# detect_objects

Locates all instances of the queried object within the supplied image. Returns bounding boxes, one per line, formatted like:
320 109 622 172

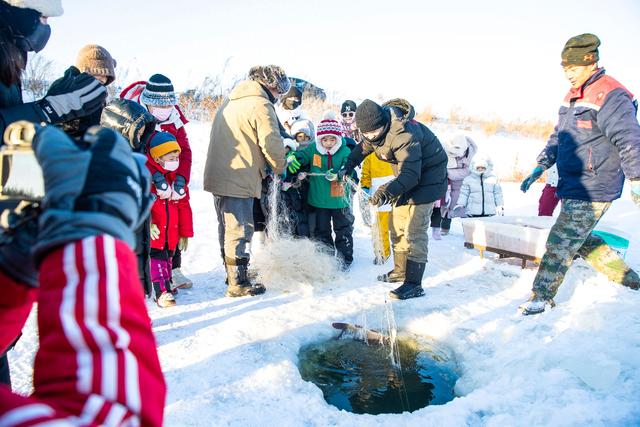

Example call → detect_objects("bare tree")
22 54 55 100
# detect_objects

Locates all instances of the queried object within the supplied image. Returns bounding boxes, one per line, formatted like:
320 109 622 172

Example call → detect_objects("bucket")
592 226 630 259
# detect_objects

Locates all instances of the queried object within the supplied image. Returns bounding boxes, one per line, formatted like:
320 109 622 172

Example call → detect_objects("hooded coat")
203 80 286 199
343 99 448 206
458 157 504 216
443 134 478 212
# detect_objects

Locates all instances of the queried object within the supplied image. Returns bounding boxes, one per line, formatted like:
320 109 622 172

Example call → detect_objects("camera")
0 121 45 202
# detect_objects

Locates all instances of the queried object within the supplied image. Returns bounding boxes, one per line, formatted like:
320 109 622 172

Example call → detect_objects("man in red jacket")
520 34 640 315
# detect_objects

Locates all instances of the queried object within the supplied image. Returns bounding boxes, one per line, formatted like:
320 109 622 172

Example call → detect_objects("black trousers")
315 207 354 264
135 219 152 297
0 353 10 388
430 206 442 228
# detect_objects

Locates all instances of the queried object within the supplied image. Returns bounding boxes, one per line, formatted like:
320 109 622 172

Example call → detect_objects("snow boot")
172 268 193 289
432 228 442 240
440 228 450 236
156 291 176 308
389 259 426 300
519 293 556 315
377 251 407 283
225 257 266 297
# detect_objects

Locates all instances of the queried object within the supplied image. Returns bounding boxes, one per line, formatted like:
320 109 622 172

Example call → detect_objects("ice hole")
297 331 459 414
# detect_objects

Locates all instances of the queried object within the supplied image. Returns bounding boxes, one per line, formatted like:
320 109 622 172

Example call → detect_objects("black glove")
370 186 393 207
0 203 40 287
336 166 349 182
32 124 152 263
37 66 107 124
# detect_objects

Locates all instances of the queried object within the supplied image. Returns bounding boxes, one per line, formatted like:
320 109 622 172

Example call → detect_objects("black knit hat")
341 100 357 114
141 73 177 106
355 99 389 133
561 33 600 66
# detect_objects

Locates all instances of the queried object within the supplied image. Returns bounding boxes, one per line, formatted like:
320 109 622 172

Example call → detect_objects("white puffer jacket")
458 156 504 216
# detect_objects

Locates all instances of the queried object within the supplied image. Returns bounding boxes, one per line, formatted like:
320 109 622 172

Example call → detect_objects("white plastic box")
461 216 630 267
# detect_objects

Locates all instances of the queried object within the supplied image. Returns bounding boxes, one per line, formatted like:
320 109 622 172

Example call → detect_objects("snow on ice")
9 121 640 426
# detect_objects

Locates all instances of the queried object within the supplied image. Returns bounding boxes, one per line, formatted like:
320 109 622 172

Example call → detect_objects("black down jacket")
344 98 448 206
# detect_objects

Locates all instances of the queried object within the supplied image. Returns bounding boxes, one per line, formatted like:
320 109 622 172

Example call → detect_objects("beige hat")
76 44 117 85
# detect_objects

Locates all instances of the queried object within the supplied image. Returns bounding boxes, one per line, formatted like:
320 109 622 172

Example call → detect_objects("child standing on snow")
454 156 504 217
441 134 478 233
121 74 195 289
146 132 194 308
538 164 560 216
287 111 355 269
360 152 394 264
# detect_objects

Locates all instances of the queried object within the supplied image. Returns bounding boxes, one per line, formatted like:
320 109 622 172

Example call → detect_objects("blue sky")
42 0 640 121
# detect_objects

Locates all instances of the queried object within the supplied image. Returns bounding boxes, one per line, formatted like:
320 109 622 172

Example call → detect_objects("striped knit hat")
316 110 343 141
149 131 181 159
140 74 177 106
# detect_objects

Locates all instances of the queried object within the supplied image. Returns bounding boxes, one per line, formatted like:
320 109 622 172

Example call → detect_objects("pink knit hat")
316 110 342 141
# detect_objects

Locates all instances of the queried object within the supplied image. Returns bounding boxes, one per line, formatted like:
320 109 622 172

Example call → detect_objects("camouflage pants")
533 199 640 300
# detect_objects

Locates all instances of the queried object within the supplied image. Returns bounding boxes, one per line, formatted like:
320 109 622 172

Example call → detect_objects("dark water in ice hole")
298 335 458 415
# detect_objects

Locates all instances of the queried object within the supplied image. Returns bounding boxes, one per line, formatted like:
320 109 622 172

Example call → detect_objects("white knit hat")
6 0 63 17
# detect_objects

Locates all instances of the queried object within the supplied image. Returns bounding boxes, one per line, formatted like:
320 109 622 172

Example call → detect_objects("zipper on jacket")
164 197 170 249
587 147 593 171
480 174 485 216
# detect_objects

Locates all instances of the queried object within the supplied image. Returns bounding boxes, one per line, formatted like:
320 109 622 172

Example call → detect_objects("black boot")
225 257 266 297
389 259 426 300
377 251 407 283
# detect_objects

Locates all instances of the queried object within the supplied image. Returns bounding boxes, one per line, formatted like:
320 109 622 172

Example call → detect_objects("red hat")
316 110 342 141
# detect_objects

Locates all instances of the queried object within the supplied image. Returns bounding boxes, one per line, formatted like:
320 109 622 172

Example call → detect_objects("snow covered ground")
9 121 640 427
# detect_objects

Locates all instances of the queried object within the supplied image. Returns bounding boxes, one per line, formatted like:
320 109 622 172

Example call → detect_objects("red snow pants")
0 235 166 426
538 184 560 216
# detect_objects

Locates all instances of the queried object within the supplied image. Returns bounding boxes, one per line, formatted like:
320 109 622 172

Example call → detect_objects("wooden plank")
464 241 541 268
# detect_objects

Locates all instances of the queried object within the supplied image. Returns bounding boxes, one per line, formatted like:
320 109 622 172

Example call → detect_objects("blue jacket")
536 69 640 202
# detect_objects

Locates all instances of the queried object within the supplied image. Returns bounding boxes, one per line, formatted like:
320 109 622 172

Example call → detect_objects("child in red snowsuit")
146 132 194 307
121 74 194 288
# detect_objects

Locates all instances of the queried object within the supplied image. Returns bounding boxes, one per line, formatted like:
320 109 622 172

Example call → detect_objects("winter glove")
336 166 349 182
150 223 160 240
32 123 152 263
38 66 107 124
0 202 40 287
178 236 189 252
287 153 301 173
520 166 544 193
631 180 640 207
496 205 505 216
152 172 172 199
370 186 393 207
171 175 187 201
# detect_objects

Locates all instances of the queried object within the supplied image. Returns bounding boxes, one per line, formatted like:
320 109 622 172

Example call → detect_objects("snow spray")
384 299 410 411
251 175 340 293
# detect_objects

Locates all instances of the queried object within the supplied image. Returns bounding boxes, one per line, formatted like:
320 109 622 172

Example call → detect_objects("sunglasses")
341 112 354 118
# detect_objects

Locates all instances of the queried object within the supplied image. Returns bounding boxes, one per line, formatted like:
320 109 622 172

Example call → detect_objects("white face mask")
151 107 173 122
163 160 179 171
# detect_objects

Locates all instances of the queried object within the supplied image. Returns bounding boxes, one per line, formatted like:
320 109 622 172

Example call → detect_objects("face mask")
151 108 172 122
163 160 179 171
15 22 51 53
